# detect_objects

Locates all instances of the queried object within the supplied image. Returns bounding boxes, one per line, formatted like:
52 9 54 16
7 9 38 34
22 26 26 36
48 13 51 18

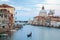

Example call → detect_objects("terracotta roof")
34 16 60 22
48 16 60 19
0 4 14 8
34 16 44 18
34 16 46 20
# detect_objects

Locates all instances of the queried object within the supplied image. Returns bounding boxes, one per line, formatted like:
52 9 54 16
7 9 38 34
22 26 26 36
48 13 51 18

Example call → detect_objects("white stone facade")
39 6 47 17
51 21 60 27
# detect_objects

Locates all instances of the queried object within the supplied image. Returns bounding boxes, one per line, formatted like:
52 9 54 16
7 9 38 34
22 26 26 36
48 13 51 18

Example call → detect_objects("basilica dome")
39 6 47 17
40 10 47 13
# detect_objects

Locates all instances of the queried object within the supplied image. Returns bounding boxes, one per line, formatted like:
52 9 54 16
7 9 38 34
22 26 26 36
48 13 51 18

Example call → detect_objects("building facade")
39 6 47 17
32 6 60 27
32 6 47 26
0 4 15 29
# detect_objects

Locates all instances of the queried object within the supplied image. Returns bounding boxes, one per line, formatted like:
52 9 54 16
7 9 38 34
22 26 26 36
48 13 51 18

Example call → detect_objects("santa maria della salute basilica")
39 6 55 17
39 6 47 17
29 6 60 27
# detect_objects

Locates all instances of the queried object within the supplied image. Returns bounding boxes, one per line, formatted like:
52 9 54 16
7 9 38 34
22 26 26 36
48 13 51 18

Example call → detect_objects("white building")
51 21 60 27
48 10 55 16
39 6 47 17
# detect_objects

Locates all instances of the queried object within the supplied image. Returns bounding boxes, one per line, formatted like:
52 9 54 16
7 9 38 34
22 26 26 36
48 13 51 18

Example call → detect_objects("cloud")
45 0 57 4
15 7 22 10
21 7 31 11
0 0 10 2
35 0 60 10
15 6 32 11
45 0 60 4
35 4 60 10
8 4 32 11
35 3 60 16
15 11 38 21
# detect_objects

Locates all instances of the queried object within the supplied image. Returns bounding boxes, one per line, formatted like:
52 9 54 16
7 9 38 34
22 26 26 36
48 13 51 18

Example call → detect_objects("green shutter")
0 10 2 14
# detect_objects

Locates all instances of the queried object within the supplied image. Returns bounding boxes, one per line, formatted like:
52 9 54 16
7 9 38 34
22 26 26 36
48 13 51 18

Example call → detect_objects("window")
0 14 3 18
4 14 7 18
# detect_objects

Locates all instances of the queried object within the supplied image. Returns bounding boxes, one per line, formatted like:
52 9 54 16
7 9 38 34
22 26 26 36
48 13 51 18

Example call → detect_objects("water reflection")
0 34 10 40
13 25 60 40
12 25 60 40
0 30 15 40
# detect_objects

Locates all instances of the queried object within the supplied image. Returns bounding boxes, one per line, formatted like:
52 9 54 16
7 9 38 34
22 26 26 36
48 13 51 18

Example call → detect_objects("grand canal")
1 25 60 40
12 25 60 40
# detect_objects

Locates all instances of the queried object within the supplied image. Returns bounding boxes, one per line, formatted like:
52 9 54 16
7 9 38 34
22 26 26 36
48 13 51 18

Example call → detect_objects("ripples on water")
12 25 60 40
0 35 10 40
1 25 60 40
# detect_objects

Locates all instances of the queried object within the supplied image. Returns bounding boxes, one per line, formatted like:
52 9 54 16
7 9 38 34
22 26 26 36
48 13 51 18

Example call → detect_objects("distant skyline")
0 0 60 21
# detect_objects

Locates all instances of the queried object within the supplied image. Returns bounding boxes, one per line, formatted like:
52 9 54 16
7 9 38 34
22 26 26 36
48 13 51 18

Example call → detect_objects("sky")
0 0 60 21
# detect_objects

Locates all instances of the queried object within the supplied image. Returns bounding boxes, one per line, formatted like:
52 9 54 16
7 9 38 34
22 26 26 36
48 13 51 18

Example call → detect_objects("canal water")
12 25 60 40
